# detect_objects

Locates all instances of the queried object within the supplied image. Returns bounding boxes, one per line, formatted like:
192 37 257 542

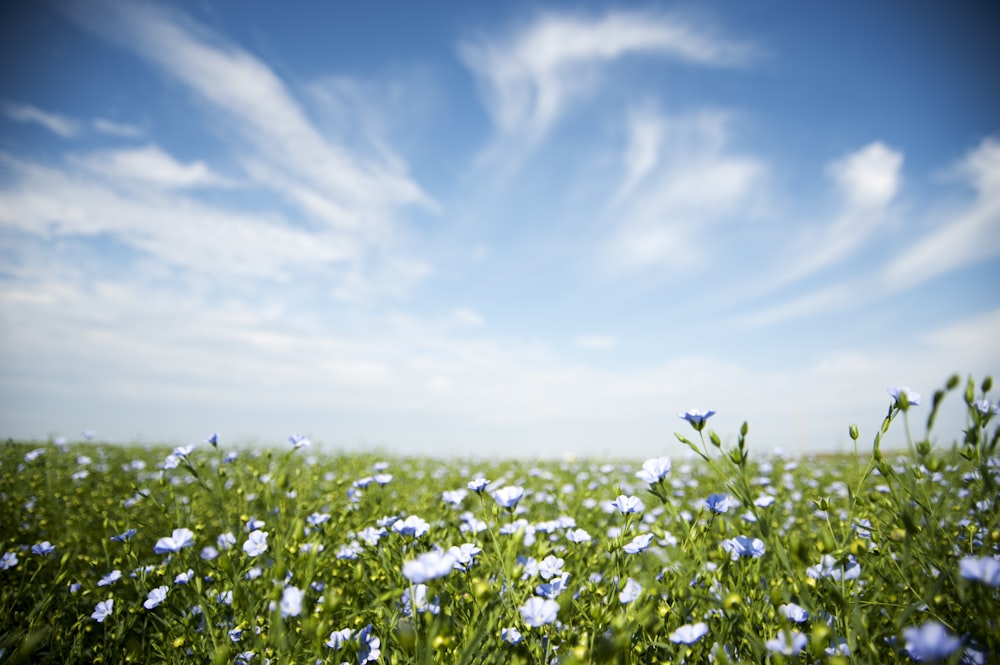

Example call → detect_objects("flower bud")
849 424 859 441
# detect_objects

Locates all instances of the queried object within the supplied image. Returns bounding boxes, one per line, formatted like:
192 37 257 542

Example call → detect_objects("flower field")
2 376 998 664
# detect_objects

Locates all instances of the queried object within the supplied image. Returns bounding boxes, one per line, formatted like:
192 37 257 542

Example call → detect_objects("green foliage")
1 375 998 664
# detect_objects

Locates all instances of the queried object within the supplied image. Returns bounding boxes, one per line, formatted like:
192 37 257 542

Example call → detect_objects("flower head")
31 541 55 556
611 494 643 514
243 530 268 557
91 598 114 622
1 551 18 570
960 556 1000 587
636 456 672 484
501 627 523 645
680 409 715 430
448 543 482 572
903 621 961 662
766 630 808 656
467 477 490 493
143 585 168 610
722 535 766 560
623 533 655 554
618 577 642 604
280 586 303 618
519 596 560 627
325 627 354 650
358 624 380 664
402 550 458 584
670 622 709 645
704 493 738 514
154 528 195 555
392 514 430 538
491 486 525 509
98 570 122 587
288 433 311 449
779 602 809 623
888 386 921 410
111 528 136 542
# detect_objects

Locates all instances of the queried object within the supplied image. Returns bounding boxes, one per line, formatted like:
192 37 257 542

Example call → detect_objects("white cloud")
451 308 485 327
605 110 766 270
616 104 663 200
1 101 79 138
885 136 1000 290
460 9 755 146
574 335 618 350
77 144 234 189
827 141 903 209
92 117 145 138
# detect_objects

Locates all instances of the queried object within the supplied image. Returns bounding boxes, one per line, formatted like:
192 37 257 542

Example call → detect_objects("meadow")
1 376 998 664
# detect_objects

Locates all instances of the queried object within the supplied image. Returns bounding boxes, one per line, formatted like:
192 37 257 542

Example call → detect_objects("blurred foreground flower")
960 556 1000 587
902 621 961 662
670 622 708 645
520 596 559 627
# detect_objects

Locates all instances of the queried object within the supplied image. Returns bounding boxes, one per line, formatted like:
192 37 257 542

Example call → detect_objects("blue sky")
1 0 998 457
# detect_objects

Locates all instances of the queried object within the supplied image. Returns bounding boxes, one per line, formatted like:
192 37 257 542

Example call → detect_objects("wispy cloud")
92 117 144 138
574 335 618 350
885 136 1000 290
460 9 756 159
76 144 235 189
1 101 79 138
604 110 766 271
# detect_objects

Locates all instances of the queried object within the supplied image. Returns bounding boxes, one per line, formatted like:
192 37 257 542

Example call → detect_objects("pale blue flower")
229 627 243 643
402 584 440 615
807 554 860 580
243 530 268 557
974 399 1000 416
765 629 808 656
154 527 195 554
288 433 311 449
619 577 642 603
98 570 122 587
959 556 1000 587
722 535 765 560
31 541 55 556
612 495 643 514
779 602 809 623
536 572 570 599
903 621 961 662
91 598 113 622
520 596 560 627
235 650 256 664
442 489 468 506
680 409 716 429
280 586 303 617
670 622 709 644
306 512 331 527
492 486 525 509
537 555 565 580
501 627 523 645
567 528 592 543
0 551 17 570
205 432 219 446
704 493 738 514
393 515 430 538
467 477 490 493
373 473 393 485
754 495 776 508
624 533 654 554
636 457 672 484
174 569 195 585
143 585 168 610
402 550 457 583
201 545 219 560
172 444 195 458
448 543 482 572
110 529 136 542
325 627 354 649
217 531 237 550
358 624 380 664
888 386 921 409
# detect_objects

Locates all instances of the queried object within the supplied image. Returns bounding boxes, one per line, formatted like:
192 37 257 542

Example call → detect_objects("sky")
1 0 998 458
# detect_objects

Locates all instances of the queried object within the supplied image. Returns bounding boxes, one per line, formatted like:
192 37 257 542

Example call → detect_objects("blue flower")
492 486 525 509
143 585 168 610
722 535 765 560
536 572 570 599
358 624 380 664
31 541 55 556
392 515 430 538
611 495 643 514
448 543 482 572
636 457 672 484
680 409 715 430
670 622 708 645
280 586 303 618
903 621 961 662
288 433 311 449
618 578 642 604
704 493 738 514
537 555 565 580
325 627 354 649
243 530 268 557
154 528 195 555
402 584 441 615
110 528 136 542
467 477 490 493
519 597 559 627
766 630 807 656
402 550 457 584
623 533 654 554
205 432 219 447
0 552 17 570
501 627 523 645
888 386 921 409
98 570 122 587
91 598 113 623
567 528 592 543
959 556 1000 587
779 602 809 623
